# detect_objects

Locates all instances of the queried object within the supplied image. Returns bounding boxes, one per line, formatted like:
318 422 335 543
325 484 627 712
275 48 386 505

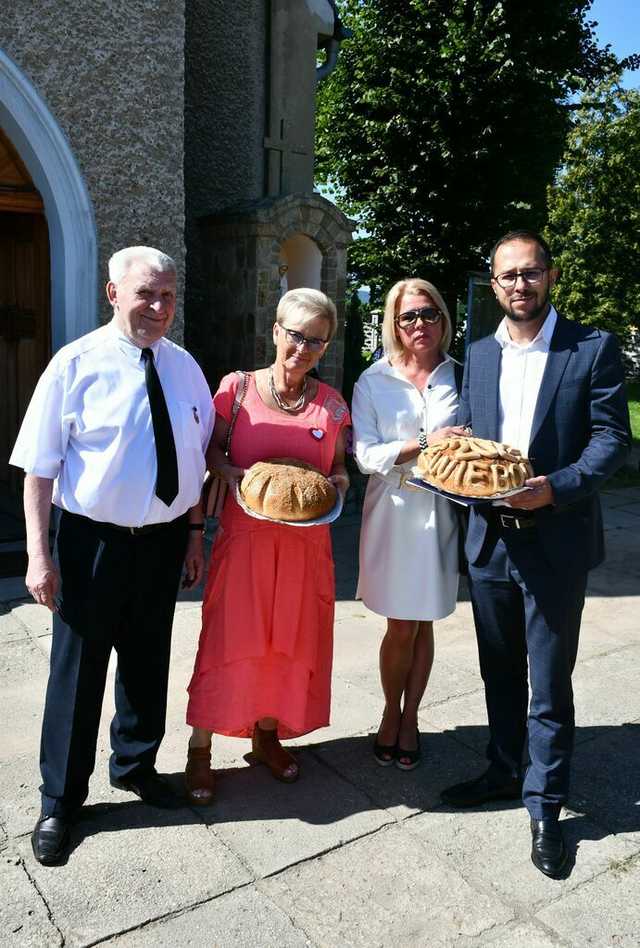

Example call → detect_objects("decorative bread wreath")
416 437 533 498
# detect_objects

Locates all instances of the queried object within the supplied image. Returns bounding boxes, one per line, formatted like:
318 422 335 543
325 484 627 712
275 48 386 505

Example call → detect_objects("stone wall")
184 0 266 368
200 193 352 390
0 1 186 337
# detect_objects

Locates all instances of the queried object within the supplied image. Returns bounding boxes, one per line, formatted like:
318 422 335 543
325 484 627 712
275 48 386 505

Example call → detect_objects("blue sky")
589 0 640 87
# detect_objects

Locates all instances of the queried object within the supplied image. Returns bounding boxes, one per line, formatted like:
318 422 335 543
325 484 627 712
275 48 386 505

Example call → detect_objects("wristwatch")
418 428 429 452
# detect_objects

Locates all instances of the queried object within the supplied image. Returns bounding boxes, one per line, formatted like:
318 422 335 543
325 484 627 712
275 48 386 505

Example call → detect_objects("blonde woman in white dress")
352 278 466 770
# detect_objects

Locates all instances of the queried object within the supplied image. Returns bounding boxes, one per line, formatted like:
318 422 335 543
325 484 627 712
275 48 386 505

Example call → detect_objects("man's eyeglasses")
395 306 442 330
282 326 329 352
493 268 547 290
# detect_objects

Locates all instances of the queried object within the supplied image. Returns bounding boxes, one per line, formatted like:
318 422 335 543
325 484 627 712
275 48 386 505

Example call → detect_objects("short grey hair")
276 288 338 340
382 278 453 359
108 246 177 284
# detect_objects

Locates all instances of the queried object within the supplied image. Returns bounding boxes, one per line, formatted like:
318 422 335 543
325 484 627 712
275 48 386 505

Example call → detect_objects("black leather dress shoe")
110 772 181 809
440 770 522 807
31 815 71 866
530 817 568 878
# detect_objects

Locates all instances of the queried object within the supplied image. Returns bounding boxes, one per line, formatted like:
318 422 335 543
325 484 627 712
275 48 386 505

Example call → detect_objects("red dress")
187 373 350 739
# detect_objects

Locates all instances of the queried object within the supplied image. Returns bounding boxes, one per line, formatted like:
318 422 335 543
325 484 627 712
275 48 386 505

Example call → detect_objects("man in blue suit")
441 230 631 878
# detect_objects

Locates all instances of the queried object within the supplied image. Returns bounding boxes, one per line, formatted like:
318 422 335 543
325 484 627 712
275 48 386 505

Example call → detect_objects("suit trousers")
40 510 188 818
468 527 587 820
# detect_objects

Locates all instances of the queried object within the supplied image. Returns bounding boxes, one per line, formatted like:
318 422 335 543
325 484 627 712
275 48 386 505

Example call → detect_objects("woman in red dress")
185 289 350 803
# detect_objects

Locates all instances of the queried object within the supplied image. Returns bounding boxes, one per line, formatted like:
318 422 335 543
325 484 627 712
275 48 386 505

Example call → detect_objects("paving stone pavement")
1 487 639 947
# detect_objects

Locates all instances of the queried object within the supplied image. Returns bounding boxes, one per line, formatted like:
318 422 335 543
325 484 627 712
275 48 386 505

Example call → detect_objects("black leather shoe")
530 817 568 879
31 815 71 866
441 769 522 807
110 772 182 809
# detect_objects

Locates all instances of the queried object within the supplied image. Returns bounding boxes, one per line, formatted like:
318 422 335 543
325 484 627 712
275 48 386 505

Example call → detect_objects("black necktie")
142 348 179 506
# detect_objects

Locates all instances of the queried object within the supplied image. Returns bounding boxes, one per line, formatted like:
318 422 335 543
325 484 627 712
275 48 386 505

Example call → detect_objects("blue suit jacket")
458 315 631 572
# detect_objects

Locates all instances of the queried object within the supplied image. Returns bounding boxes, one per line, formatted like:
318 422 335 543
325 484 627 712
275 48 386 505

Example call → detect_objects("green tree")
546 82 640 345
317 0 633 313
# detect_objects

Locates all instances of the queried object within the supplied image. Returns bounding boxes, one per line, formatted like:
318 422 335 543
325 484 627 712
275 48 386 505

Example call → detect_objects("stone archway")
279 234 323 293
0 49 97 352
200 192 353 387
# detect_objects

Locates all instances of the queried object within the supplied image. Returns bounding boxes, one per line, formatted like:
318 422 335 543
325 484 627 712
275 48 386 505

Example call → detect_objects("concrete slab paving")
452 920 566 947
261 823 514 947
535 853 640 947
200 752 394 878
1 850 63 947
311 728 483 822
14 806 252 947
0 754 42 840
0 639 49 759
8 603 53 639
572 645 640 730
1 488 639 946
99 885 311 947
570 722 640 843
406 805 639 914
0 607 33 644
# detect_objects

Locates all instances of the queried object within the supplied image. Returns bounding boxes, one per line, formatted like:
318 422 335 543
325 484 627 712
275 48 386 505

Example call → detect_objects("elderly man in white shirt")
10 246 214 866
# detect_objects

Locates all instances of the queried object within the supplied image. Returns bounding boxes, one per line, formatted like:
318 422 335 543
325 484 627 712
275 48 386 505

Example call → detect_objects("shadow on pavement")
63 725 640 862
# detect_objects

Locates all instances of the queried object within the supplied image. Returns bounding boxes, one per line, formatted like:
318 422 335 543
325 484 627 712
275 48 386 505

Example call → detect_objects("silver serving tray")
233 482 344 526
406 476 530 507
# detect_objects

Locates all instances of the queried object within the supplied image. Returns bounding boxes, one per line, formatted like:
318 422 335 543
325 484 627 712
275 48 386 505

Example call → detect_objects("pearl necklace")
268 365 307 413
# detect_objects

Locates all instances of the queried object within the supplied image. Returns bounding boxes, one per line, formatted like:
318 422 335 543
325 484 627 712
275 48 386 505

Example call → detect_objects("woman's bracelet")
418 428 429 452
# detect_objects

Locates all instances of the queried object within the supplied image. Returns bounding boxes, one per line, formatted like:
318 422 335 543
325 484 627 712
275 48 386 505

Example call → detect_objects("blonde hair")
276 288 338 340
381 278 453 359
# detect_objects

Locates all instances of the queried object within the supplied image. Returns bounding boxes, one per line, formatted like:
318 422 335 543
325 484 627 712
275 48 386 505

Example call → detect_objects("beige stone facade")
0 0 352 447
0 1 186 331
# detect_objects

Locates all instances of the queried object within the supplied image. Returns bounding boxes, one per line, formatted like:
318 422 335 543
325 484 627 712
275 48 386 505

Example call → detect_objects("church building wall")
184 0 267 368
0 1 186 336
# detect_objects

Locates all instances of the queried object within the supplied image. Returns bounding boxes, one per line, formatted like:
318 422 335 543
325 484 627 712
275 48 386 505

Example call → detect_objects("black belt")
67 512 180 535
101 521 175 535
493 510 537 530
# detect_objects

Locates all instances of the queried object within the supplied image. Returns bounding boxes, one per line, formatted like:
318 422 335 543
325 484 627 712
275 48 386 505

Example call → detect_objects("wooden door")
0 213 51 491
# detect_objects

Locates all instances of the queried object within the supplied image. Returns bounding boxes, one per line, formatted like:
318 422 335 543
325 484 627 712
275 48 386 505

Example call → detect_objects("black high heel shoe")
373 734 397 767
395 729 421 771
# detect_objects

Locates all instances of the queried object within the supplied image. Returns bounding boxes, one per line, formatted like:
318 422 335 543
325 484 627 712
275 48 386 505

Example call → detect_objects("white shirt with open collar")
496 305 557 455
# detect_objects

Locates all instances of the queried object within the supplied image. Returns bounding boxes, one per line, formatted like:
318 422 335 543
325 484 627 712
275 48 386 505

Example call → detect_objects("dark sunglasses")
395 306 443 329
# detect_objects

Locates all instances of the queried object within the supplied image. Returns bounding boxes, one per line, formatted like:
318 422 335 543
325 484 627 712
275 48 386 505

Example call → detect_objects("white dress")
352 355 460 620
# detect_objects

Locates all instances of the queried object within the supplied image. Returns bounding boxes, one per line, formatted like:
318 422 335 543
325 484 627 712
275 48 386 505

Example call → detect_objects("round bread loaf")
416 436 533 498
240 458 337 522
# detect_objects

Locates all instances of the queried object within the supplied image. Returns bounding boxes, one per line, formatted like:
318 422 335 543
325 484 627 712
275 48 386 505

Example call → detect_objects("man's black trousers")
40 511 188 818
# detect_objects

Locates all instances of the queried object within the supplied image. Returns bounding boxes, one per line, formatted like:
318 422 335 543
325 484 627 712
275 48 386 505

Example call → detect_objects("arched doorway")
279 233 322 293
0 128 51 498
0 50 97 563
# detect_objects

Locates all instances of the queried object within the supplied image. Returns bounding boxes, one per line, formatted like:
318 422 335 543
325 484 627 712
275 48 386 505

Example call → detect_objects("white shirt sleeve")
352 377 405 476
9 360 69 478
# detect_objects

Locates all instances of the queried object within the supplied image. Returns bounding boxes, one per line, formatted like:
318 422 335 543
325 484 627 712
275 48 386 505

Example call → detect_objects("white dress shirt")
10 322 214 526
496 306 557 454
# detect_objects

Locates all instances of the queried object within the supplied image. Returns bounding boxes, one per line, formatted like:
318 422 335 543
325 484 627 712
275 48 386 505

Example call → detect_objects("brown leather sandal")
251 724 299 783
185 745 215 805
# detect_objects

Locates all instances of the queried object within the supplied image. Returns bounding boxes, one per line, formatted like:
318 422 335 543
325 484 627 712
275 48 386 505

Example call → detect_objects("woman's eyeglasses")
282 326 329 352
395 306 442 330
